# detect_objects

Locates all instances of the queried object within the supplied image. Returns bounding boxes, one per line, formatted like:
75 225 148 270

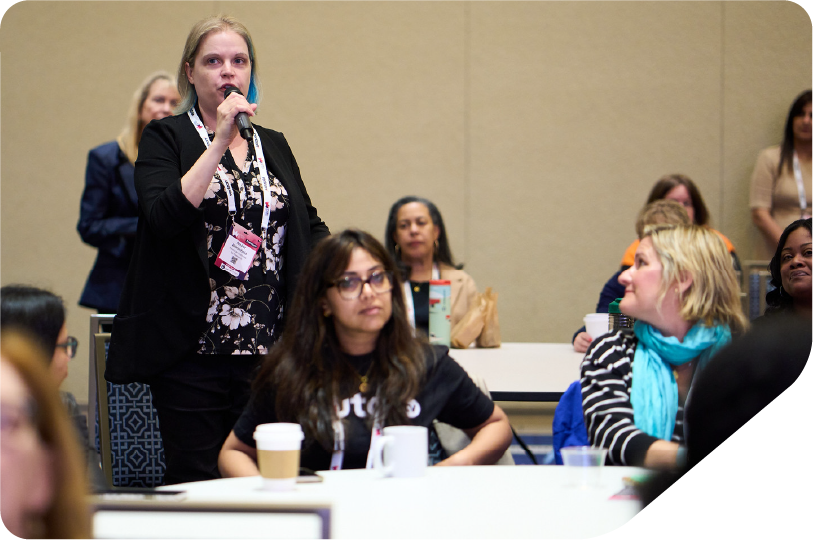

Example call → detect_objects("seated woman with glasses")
0 285 105 489
218 229 512 474
0 286 78 388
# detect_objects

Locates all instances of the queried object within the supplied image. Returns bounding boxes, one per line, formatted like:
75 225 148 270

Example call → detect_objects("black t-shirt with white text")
233 344 494 470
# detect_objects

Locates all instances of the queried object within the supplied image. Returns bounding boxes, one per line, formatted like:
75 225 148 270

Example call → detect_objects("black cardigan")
106 113 329 384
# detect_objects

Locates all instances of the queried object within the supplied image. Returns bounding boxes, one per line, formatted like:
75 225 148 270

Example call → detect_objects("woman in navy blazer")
77 72 180 313
106 16 329 485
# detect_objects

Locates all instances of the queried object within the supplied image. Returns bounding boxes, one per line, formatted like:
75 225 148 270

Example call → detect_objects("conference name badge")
214 223 262 280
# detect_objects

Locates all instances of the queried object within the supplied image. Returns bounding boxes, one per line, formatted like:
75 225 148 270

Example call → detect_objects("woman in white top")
750 90 812 260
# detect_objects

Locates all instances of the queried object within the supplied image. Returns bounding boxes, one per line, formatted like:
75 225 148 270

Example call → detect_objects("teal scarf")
631 321 731 441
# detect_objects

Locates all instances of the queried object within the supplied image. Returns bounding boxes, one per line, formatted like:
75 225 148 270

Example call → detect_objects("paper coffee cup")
254 423 304 491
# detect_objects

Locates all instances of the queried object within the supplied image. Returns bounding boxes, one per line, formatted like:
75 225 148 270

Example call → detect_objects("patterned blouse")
198 135 289 355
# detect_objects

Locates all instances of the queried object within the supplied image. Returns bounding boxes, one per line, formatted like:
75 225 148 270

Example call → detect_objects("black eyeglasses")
332 271 393 300
56 336 79 359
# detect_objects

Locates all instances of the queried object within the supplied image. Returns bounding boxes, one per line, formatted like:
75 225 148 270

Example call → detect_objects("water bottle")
428 280 452 347
608 298 634 332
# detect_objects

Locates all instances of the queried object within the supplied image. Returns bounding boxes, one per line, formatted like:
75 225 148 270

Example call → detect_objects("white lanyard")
187 109 275 237
793 152 810 217
403 263 440 329
329 399 383 471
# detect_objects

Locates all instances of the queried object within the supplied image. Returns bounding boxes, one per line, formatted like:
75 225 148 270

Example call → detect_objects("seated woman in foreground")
580 225 747 469
218 229 512 475
1 331 91 538
759 218 811 321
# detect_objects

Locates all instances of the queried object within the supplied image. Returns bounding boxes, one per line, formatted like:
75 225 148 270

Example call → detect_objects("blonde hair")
116 71 175 164
1 331 91 538
645 225 748 334
635 199 691 238
176 15 261 114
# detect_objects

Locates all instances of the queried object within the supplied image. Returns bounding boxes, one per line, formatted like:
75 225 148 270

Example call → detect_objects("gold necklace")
346 361 374 393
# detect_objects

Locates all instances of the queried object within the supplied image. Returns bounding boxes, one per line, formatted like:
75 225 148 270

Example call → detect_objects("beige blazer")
439 264 479 329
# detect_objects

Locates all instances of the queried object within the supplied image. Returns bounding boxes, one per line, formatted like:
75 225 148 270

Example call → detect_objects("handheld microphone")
223 86 253 140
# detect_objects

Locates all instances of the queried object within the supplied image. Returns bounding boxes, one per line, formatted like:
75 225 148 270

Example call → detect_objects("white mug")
372 425 428 478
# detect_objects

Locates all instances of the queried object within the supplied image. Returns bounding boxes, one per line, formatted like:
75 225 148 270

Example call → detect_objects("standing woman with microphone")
106 15 329 484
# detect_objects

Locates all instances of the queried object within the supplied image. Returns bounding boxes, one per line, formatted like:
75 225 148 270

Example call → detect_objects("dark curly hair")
765 218 812 316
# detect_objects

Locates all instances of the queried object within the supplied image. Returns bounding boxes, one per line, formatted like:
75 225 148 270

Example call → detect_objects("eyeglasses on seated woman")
580 224 748 470
218 229 512 475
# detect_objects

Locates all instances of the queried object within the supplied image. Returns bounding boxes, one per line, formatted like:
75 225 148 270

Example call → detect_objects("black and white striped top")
580 330 684 466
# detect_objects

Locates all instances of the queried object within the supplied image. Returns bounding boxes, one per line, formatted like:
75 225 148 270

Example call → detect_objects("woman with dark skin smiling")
761 218 811 319
106 15 328 484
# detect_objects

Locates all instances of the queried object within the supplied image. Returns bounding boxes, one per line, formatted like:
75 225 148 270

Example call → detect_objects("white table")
449 342 583 401
161 466 644 539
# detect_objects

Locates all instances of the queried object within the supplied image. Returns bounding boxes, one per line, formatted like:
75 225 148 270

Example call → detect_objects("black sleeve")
232 390 279 448
284 136 329 246
265 130 329 246
134 120 203 237
431 346 495 430
580 331 659 466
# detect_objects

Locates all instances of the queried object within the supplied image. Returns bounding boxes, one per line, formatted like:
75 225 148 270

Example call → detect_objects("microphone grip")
235 112 252 140
224 85 253 140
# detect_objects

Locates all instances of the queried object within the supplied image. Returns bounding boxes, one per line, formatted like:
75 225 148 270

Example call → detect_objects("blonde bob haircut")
644 224 748 334
116 71 175 164
1 331 91 539
176 15 261 114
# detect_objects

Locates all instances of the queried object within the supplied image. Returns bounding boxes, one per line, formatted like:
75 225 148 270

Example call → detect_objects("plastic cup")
253 423 304 491
583 313 610 339
560 446 608 488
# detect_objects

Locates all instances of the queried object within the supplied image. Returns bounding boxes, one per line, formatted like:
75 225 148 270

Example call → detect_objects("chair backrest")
94 332 166 487
433 373 515 465
552 381 589 465
742 260 772 320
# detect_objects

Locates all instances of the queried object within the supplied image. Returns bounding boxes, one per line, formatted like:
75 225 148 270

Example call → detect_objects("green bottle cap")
608 298 623 314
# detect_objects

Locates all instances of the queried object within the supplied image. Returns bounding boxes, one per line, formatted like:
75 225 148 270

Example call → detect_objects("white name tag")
214 223 262 280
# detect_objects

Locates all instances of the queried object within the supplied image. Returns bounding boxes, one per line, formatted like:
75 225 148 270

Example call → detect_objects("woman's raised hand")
214 90 257 146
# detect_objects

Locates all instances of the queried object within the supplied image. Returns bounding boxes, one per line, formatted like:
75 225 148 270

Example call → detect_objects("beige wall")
1 1 810 403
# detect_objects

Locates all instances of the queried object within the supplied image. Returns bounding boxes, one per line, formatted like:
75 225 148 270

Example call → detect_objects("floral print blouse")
198 140 289 355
